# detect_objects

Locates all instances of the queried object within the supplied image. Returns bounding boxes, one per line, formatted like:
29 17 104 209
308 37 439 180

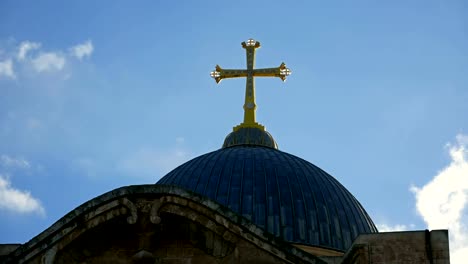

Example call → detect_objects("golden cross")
210 38 291 131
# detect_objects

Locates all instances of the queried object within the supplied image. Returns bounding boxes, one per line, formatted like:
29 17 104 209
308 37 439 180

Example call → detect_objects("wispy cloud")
0 59 16 79
31 52 66 72
0 174 45 215
376 223 409 232
411 134 468 264
70 40 93 60
0 155 30 169
17 41 41 61
118 138 192 179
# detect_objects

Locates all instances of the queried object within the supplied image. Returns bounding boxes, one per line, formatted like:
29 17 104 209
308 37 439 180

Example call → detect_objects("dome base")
222 127 278 149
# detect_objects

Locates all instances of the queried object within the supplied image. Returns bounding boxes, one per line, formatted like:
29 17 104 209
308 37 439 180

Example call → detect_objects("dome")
157 145 377 252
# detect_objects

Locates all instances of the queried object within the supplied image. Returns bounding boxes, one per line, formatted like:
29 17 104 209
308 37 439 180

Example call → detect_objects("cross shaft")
211 39 291 131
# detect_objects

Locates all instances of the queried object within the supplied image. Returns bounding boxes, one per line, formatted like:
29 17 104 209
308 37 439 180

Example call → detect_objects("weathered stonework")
3 185 325 264
341 230 450 264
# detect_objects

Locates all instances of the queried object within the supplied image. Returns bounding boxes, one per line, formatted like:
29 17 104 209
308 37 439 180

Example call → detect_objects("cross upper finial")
210 38 291 131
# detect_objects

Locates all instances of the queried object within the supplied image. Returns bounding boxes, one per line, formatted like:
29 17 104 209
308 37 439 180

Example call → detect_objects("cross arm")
210 65 248 83
252 62 292 81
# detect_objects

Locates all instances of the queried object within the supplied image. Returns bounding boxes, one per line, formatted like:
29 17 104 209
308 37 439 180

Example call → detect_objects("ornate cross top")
210 38 291 131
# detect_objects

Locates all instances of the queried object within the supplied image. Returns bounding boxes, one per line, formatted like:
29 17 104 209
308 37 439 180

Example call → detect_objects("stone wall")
341 230 450 264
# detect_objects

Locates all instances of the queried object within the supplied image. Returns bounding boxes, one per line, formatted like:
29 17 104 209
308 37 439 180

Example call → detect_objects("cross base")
233 122 265 132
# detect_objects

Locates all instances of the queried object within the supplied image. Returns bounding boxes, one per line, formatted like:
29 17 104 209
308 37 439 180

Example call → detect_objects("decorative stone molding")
41 245 58 264
149 198 163 224
119 197 138 224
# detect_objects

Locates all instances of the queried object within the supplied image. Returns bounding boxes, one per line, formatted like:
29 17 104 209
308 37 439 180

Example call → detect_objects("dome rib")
327 172 364 240
290 154 321 244
285 152 319 244
204 146 224 200
305 160 333 246
256 149 267 229
282 150 306 242
322 171 356 247
319 169 349 249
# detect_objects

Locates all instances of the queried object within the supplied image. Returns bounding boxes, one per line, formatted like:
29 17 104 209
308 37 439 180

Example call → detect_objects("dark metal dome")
157 145 377 252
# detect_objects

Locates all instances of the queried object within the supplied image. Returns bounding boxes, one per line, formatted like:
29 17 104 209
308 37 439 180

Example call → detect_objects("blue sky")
1 0 467 262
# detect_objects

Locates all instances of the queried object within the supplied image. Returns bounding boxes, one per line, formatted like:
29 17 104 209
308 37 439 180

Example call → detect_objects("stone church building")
1 39 450 263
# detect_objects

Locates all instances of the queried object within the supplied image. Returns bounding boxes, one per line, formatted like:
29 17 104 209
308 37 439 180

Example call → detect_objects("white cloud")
376 223 409 232
17 41 41 61
411 134 468 264
1 39 91 79
0 59 16 79
119 138 192 179
0 174 45 215
0 154 30 169
70 40 93 60
31 52 66 72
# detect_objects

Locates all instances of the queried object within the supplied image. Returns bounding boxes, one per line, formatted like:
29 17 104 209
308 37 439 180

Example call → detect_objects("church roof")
157 145 378 252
